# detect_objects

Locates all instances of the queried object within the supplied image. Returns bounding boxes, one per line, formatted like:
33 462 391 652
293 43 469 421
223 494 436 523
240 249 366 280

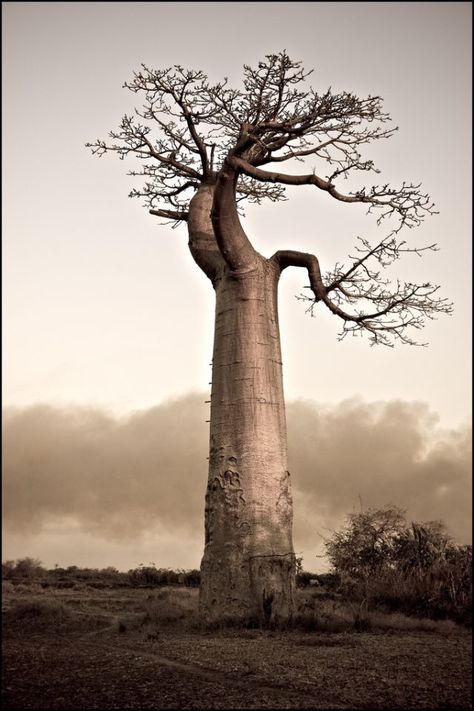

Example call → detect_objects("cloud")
287 398 472 548
2 395 209 540
3 395 471 565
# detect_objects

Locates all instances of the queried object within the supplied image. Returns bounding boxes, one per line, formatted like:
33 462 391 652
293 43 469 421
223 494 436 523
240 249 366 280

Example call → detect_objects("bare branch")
325 235 439 296
272 249 453 347
88 52 439 226
149 207 189 226
87 52 450 346
124 65 213 176
236 174 287 204
229 156 436 231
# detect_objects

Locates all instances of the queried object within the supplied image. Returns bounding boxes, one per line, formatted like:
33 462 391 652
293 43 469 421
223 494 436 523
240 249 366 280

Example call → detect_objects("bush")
2 557 45 580
128 565 171 586
183 569 201 587
323 506 472 624
142 588 198 631
127 564 200 587
4 600 72 634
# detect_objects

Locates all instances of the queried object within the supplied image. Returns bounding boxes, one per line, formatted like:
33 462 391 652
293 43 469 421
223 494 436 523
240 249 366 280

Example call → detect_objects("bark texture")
187 182 295 624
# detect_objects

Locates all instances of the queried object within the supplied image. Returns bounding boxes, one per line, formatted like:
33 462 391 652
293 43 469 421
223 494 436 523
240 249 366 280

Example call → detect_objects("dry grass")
117 587 199 635
3 598 113 637
5 599 72 626
3 581 471 710
2 581 462 638
293 589 460 635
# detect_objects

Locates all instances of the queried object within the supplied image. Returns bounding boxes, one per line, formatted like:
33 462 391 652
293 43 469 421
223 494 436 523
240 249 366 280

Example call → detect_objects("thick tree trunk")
200 258 295 624
188 178 295 625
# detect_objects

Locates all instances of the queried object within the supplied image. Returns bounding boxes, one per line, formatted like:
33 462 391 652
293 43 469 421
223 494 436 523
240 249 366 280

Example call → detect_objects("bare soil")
2 584 472 709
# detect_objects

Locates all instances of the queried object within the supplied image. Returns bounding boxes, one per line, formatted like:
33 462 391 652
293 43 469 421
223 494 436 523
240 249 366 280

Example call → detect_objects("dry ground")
2 582 472 709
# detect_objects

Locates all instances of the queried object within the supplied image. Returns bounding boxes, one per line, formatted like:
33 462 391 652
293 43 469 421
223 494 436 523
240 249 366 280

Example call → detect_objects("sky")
2 2 472 571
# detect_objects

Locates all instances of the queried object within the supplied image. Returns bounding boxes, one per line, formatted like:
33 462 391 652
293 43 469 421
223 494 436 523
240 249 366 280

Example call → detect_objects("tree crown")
87 52 434 227
87 51 452 346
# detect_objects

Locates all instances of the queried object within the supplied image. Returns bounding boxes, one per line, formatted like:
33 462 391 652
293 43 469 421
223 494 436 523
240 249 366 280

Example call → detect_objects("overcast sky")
2 2 471 570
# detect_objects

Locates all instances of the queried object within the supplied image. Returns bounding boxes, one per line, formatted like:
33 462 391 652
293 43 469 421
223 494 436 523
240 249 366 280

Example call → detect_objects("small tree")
11 557 45 579
325 506 471 621
88 52 451 624
324 505 406 585
393 522 472 620
394 520 451 575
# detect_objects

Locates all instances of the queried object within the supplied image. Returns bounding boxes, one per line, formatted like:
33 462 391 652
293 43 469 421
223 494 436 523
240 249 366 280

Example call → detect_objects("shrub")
295 593 356 633
323 506 472 624
2 557 45 580
142 588 199 631
128 565 179 586
4 600 72 633
183 569 200 587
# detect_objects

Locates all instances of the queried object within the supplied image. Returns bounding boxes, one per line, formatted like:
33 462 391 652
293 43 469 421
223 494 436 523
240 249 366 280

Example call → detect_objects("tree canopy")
87 51 452 346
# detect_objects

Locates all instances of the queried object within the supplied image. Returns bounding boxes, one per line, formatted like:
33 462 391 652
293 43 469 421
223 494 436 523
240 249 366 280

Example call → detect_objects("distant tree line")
2 557 316 590
2 558 201 588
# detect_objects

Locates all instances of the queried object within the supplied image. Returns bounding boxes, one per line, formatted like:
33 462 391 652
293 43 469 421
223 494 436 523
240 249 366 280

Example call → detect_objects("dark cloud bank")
3 395 471 555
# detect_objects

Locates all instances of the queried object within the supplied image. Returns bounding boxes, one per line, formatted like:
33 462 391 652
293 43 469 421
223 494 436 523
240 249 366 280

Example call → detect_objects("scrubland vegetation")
2 507 471 709
4 506 471 628
2 558 201 589
1 564 467 639
322 505 472 627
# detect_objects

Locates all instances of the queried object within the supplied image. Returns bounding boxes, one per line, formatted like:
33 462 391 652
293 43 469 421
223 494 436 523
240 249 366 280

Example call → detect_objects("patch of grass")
5 581 44 595
3 597 115 637
294 592 355 632
141 587 198 632
116 612 148 634
367 610 459 634
291 610 352 633
5 600 72 630
4 581 463 643
293 591 461 635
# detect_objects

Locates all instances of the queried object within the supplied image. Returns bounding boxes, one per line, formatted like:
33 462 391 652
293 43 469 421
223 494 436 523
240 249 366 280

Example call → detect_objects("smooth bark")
187 181 296 624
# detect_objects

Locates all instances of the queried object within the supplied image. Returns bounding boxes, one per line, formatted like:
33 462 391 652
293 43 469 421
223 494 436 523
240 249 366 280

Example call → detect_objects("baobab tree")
87 52 451 625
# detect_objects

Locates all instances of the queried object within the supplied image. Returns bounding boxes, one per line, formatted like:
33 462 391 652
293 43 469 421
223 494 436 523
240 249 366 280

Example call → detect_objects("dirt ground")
2 584 472 710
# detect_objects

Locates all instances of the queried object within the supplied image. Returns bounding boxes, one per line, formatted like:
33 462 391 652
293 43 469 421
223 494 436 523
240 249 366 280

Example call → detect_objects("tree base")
199 550 296 625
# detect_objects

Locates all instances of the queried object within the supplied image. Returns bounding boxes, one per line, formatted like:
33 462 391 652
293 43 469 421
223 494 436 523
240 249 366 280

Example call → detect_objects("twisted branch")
272 248 452 347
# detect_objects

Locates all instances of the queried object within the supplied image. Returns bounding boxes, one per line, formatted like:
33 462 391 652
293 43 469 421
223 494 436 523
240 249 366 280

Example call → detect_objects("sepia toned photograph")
2 2 472 709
